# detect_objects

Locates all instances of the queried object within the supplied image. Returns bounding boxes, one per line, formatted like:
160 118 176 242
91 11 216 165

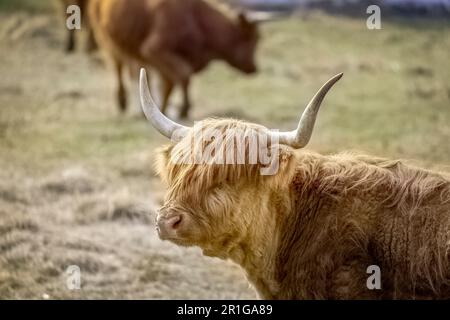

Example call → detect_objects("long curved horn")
139 68 189 141
273 73 343 149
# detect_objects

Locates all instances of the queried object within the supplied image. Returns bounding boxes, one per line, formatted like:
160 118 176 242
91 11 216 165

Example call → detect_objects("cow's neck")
197 3 242 61
211 25 243 62
229 189 291 299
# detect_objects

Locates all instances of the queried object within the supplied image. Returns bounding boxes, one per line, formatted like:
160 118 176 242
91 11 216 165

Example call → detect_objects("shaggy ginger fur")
155 119 450 299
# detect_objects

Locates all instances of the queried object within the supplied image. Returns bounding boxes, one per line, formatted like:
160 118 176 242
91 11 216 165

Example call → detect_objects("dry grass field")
0 0 449 299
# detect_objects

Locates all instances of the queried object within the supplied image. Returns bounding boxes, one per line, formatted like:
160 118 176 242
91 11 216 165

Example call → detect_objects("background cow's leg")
179 79 191 119
61 0 76 52
78 0 96 53
160 74 174 116
151 54 192 118
114 60 127 113
65 29 76 53
141 38 193 117
85 27 98 53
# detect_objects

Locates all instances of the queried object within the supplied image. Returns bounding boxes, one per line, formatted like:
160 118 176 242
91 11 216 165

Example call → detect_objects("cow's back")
88 0 212 69
88 0 156 61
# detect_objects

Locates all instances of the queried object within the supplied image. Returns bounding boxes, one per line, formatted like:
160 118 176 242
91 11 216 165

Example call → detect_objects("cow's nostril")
156 214 184 240
167 215 182 230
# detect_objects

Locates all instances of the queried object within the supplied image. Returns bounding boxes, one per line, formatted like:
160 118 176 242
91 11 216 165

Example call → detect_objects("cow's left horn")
272 73 343 149
139 68 189 141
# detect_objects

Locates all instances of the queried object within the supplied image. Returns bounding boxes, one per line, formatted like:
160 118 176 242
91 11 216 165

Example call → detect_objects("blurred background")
0 0 449 299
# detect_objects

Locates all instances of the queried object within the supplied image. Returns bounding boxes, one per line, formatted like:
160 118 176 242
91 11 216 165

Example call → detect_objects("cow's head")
140 69 342 257
229 13 260 74
229 11 293 74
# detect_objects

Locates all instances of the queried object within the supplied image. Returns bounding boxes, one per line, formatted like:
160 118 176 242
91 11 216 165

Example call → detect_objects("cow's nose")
245 65 257 74
156 214 183 240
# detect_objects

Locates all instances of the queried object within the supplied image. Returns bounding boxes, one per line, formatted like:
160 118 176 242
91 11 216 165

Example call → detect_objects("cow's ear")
238 12 252 28
154 145 173 184
267 146 296 190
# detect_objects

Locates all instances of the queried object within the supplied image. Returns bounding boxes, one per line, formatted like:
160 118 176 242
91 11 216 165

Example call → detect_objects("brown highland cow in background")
87 0 267 117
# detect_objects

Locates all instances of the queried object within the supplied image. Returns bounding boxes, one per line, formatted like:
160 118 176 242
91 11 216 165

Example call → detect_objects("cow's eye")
207 183 223 193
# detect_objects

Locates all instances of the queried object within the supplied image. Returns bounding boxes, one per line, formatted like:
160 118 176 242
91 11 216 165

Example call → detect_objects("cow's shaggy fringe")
156 119 276 200
157 118 450 214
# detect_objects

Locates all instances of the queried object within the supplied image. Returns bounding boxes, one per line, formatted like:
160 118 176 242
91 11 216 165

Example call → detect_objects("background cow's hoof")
178 113 188 120
179 108 189 120
65 42 75 53
117 93 127 113
85 38 98 54
118 101 127 114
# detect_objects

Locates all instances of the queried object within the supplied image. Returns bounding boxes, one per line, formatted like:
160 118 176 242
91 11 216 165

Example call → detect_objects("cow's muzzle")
155 210 184 240
244 64 257 74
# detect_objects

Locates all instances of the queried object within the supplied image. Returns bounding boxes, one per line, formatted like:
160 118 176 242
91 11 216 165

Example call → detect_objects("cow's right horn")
272 73 343 149
140 68 189 141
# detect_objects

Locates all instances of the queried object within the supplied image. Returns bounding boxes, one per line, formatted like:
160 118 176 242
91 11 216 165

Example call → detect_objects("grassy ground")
0 2 449 299
0 0 52 12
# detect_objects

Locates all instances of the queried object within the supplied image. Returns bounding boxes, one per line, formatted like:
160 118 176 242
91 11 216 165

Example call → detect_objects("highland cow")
88 0 279 117
139 68 450 299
